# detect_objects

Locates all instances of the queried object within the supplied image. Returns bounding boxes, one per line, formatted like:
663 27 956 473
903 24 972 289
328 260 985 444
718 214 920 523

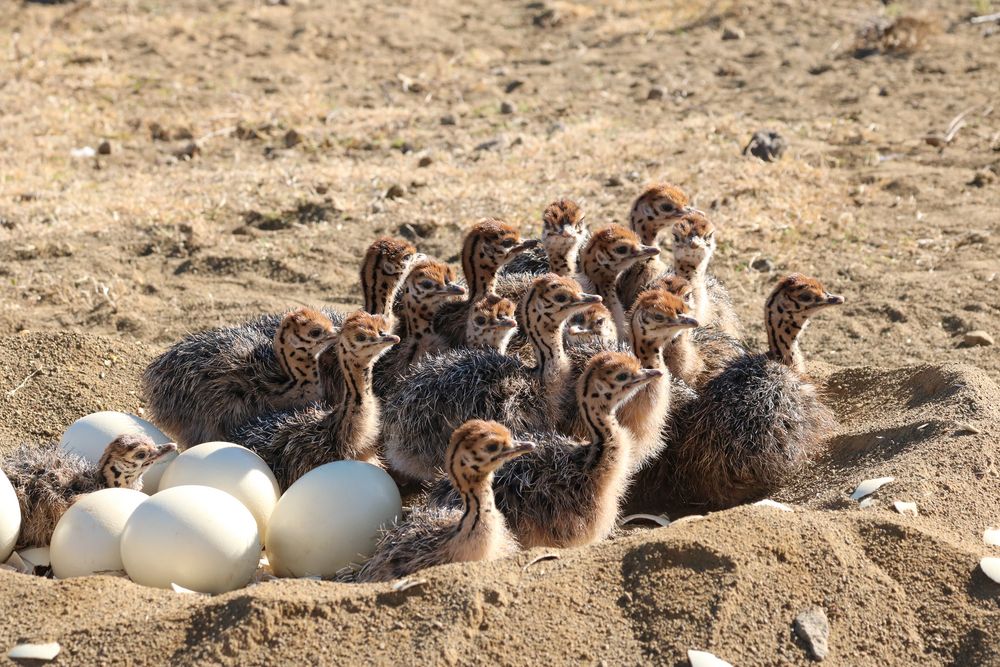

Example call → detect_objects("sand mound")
1 333 997 664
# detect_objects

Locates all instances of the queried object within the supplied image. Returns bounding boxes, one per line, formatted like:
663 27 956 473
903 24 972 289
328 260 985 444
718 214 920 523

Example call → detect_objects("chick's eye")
659 203 674 213
595 318 605 326
308 328 323 338
615 373 629 382
614 245 628 254
486 443 500 452
654 313 665 322
474 316 487 325
554 293 568 303
356 333 367 342
134 452 146 460
501 238 515 248
420 280 434 289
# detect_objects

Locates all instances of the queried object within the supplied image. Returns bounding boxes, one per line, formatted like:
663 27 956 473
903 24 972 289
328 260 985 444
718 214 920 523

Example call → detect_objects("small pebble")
504 80 524 93
173 142 200 160
500 101 515 115
794 607 830 661
893 501 918 516
384 184 406 200
721 25 745 40
751 257 774 272
283 129 302 148
968 169 996 188
440 114 457 126
606 175 624 187
417 155 433 168
962 330 994 347
97 140 112 155
647 86 666 100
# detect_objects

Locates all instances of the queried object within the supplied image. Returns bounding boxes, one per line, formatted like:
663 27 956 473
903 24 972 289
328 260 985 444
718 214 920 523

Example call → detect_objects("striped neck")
765 298 809 374
462 235 499 300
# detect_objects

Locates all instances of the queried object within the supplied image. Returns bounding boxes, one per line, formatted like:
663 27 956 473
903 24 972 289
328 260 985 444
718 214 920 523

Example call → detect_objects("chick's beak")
498 317 518 329
155 443 179 459
637 245 660 257
443 283 467 296
675 315 699 328
577 293 603 305
627 368 664 388
380 334 402 345
496 439 535 462
825 293 845 306
567 324 591 336
508 239 541 256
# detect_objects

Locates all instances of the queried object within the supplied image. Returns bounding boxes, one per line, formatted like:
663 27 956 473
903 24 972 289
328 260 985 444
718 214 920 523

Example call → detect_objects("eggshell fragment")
851 476 894 501
688 649 733 667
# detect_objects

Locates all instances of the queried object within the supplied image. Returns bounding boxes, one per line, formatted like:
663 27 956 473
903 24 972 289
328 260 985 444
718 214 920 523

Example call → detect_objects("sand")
1 0 998 664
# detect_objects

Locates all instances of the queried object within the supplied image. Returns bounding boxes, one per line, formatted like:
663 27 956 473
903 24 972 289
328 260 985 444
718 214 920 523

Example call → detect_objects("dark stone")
743 130 787 161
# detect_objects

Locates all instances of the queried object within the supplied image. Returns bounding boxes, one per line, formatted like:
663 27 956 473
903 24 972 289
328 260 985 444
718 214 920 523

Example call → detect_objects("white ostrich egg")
120 485 259 594
50 488 147 579
266 461 401 578
0 469 21 562
158 442 280 538
59 411 177 494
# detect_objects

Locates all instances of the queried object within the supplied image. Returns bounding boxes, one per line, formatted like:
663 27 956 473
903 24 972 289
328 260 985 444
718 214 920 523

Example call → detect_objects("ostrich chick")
372 259 466 397
559 290 698 469
618 183 696 308
429 352 661 548
577 224 660 342
432 218 539 347
142 307 337 448
565 302 617 348
353 420 533 582
667 210 741 338
141 236 418 447
498 199 589 286
653 274 844 509
234 312 398 491
466 294 519 354
382 274 601 481
2 435 176 548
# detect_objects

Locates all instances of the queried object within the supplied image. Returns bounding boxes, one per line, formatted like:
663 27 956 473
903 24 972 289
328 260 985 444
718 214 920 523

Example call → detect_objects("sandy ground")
1 0 998 664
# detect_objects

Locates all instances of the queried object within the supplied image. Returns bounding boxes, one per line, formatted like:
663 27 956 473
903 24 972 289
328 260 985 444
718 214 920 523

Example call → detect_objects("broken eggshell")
851 476 895 501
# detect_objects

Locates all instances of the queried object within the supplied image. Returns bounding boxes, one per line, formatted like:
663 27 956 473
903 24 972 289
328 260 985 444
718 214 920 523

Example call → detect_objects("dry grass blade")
5 369 42 398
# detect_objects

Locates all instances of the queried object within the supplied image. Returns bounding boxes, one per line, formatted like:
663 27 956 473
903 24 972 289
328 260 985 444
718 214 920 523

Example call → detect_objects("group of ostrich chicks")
4 183 845 584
